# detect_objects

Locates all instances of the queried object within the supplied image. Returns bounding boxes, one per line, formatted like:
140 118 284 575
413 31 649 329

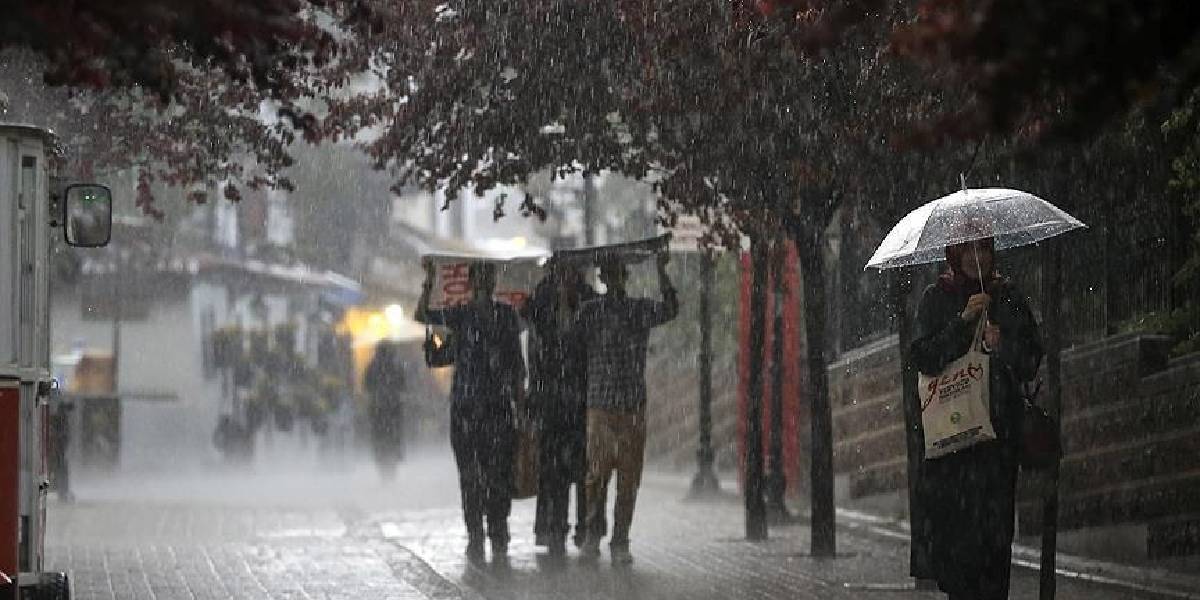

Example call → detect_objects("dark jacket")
910 275 1043 599
365 343 406 415
424 301 525 412
521 279 596 428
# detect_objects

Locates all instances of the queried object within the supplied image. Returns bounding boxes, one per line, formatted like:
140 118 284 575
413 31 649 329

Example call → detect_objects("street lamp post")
689 251 721 498
1039 238 1063 600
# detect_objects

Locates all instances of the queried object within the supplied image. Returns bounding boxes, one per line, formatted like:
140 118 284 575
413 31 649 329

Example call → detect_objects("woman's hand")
983 321 1001 350
961 292 991 322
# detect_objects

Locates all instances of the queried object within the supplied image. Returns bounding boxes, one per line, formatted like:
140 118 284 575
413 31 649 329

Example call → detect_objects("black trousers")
534 418 606 543
534 423 584 540
450 403 514 545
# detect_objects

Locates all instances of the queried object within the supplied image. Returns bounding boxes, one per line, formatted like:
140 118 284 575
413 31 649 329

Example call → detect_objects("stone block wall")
827 335 907 500
826 332 1200 557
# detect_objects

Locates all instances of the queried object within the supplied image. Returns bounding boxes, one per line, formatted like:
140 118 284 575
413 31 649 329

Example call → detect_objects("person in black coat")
521 259 601 556
364 340 407 480
910 237 1043 600
416 261 525 564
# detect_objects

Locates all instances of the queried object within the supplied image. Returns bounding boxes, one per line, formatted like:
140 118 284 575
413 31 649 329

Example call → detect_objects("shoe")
548 537 567 558
610 544 633 566
491 539 508 559
535 532 550 547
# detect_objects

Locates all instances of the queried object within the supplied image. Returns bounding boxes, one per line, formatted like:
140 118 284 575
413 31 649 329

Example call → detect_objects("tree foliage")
324 1 652 220
0 0 335 101
319 0 935 247
892 0 1200 141
1 1 345 216
5 0 1200 231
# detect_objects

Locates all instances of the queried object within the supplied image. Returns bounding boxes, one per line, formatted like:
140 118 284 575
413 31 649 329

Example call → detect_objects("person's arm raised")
655 251 680 324
414 260 436 324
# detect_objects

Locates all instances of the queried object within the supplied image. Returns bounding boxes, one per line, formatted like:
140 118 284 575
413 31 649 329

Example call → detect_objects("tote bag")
919 316 995 459
512 392 539 499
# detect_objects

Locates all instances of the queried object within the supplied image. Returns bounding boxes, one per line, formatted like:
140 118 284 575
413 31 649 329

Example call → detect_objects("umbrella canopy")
865 188 1086 270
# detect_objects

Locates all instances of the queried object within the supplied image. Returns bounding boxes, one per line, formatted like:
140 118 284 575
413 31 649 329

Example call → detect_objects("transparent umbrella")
865 187 1086 271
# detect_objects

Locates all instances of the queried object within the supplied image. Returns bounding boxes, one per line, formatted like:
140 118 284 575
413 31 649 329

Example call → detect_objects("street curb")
836 507 1200 600
379 542 485 600
645 471 1200 600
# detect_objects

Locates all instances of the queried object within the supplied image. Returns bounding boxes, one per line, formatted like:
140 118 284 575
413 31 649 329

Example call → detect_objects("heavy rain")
1 3 1199 600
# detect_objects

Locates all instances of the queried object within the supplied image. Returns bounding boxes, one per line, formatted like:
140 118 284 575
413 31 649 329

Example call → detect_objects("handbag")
423 326 455 368
513 427 540 499
511 389 539 499
1019 381 1062 469
919 314 996 459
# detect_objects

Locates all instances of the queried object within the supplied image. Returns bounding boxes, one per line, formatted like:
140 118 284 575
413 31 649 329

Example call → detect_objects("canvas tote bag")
919 315 995 459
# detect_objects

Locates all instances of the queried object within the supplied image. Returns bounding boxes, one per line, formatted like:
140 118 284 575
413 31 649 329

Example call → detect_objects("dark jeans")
533 408 607 544
534 426 590 542
450 403 514 545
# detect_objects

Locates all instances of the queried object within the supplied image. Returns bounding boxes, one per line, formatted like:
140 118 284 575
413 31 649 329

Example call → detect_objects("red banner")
737 242 807 495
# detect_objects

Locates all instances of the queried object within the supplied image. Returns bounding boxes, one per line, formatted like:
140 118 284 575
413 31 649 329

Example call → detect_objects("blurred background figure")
364 340 408 481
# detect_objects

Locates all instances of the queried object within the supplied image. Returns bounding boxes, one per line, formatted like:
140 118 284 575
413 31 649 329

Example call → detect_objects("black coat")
522 279 596 431
365 344 407 417
910 276 1043 599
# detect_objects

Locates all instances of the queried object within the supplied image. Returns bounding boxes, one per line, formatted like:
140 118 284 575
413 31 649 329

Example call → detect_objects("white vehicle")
1 123 112 600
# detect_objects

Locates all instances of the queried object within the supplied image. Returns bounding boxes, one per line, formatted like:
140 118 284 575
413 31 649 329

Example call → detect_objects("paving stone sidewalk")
43 454 1199 600
363 462 1192 600
376 475 1190 600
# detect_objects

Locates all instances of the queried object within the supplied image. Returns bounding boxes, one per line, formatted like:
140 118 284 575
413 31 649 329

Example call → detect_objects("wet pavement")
45 448 1200 600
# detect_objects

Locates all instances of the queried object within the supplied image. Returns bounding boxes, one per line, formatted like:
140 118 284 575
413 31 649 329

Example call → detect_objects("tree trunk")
796 223 836 557
583 174 597 246
745 235 769 541
766 239 791 520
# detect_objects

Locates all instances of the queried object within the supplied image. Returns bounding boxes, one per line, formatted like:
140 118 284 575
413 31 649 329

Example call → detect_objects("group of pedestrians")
402 233 1042 599
414 252 677 565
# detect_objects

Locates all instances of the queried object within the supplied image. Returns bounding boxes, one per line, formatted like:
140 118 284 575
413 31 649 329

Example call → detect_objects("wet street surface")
46 449 1200 600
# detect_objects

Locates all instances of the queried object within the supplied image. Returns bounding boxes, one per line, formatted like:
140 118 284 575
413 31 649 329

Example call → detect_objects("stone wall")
1017 335 1200 558
827 335 907 500
826 332 1200 557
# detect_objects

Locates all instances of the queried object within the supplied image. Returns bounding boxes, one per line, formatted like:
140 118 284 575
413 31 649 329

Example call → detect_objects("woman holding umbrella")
868 188 1082 599
911 235 1043 599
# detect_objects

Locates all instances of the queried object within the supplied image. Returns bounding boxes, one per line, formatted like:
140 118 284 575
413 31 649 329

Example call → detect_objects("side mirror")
63 183 112 247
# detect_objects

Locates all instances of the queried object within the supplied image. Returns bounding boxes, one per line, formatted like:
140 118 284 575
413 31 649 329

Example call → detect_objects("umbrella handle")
973 309 991 353
972 238 986 296
971 238 992 353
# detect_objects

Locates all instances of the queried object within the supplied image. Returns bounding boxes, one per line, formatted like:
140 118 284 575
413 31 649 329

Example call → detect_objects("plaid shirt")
574 289 679 413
